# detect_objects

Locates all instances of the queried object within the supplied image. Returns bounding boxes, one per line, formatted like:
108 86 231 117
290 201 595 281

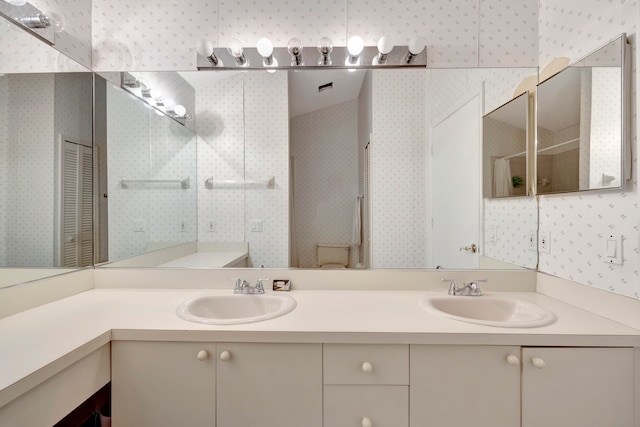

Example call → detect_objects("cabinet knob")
506 354 520 366
361 416 372 427
531 357 546 369
220 350 232 361
197 350 209 361
361 361 373 373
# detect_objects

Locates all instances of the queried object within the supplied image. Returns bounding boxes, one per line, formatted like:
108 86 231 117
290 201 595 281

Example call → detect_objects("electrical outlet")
539 230 550 254
180 220 187 232
207 219 215 232
250 219 263 232
133 219 145 232
527 231 537 251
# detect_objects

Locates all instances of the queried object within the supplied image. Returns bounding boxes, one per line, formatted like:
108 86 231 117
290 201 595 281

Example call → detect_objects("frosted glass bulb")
6 0 28 6
256 37 273 58
377 36 394 55
196 39 214 57
173 105 187 116
408 36 426 55
227 39 243 58
347 36 364 56
47 12 64 33
287 38 303 56
317 37 333 55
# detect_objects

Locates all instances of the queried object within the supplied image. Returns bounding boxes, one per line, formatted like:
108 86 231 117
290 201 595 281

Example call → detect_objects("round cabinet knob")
219 350 232 361
361 416 372 427
531 357 546 369
506 355 520 366
196 350 209 361
361 361 373 373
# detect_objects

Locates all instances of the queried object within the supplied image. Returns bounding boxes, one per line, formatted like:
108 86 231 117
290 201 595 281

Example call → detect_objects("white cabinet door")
112 341 216 427
522 347 634 427
216 343 322 427
410 345 520 427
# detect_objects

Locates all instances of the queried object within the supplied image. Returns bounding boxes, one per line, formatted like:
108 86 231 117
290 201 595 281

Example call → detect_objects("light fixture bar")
0 0 55 44
197 45 426 71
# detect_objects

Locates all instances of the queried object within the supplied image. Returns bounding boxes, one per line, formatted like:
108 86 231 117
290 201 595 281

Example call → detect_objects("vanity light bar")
0 0 55 44
197 45 427 70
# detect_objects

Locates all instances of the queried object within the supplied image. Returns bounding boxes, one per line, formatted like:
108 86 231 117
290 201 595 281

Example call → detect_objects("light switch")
250 219 263 232
133 219 145 232
602 234 623 265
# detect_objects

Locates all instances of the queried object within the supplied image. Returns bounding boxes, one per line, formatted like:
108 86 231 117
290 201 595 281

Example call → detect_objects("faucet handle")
466 279 486 296
441 278 458 295
229 277 244 292
254 278 270 294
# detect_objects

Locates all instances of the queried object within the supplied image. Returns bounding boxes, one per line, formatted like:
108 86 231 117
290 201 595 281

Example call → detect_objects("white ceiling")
179 69 367 119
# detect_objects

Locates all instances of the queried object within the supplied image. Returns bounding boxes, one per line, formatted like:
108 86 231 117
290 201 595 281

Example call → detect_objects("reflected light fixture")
17 13 50 28
405 36 426 63
375 36 394 64
346 35 364 66
257 37 278 72
317 36 333 66
227 39 248 66
196 39 220 66
137 79 152 98
287 38 304 66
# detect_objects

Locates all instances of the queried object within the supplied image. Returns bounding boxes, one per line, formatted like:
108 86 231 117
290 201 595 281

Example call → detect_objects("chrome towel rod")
120 177 190 189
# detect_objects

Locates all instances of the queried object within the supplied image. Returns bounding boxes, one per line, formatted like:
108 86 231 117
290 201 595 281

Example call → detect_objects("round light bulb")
256 37 273 58
173 105 187 117
347 36 364 56
196 39 214 57
287 38 303 56
47 12 64 33
164 98 175 109
227 39 244 58
6 0 28 6
408 36 426 55
317 37 333 55
377 36 394 55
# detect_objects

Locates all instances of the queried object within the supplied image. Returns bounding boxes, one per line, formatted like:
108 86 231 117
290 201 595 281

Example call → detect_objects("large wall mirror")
536 34 630 194
97 67 539 271
0 16 93 289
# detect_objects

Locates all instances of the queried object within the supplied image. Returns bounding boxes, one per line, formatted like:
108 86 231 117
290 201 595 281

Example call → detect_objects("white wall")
291 99 359 268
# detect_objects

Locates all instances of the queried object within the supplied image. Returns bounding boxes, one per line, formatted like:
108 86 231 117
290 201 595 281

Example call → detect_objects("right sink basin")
421 295 556 328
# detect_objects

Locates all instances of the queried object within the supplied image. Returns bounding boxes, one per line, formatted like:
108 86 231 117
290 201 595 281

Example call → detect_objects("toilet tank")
316 244 350 268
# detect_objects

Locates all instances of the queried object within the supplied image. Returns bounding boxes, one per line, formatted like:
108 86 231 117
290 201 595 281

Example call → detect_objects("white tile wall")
290 99 359 268
0 77 8 265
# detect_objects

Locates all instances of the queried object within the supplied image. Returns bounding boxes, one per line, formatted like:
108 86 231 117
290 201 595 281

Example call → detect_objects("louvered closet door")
61 140 93 267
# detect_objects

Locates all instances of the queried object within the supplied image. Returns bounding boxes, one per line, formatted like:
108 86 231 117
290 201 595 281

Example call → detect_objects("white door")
431 95 481 269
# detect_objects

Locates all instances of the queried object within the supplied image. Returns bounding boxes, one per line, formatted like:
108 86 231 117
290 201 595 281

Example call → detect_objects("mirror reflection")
482 92 529 198
98 67 538 271
0 22 92 289
536 34 629 194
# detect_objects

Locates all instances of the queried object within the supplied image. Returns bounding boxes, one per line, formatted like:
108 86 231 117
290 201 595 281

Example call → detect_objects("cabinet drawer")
324 344 409 385
324 385 408 427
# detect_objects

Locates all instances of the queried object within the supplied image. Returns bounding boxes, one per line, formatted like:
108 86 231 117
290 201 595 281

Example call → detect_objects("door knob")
459 243 478 253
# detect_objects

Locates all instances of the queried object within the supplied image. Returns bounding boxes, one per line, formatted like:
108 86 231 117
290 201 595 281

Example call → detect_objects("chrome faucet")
232 278 269 294
441 278 486 296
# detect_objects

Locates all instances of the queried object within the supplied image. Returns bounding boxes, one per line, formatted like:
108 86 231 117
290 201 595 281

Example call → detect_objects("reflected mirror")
97 67 538 271
536 34 630 194
482 92 529 198
0 21 93 289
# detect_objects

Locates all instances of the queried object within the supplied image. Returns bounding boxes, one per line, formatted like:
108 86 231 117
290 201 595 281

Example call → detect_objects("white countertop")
157 251 248 268
1 288 639 406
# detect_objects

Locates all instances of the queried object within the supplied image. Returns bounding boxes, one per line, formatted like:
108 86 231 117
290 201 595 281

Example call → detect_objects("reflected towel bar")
204 176 275 189
120 177 190 189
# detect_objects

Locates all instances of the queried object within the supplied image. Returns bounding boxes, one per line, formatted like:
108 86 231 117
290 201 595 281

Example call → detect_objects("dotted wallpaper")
90 0 539 71
537 0 639 299
242 71 289 268
0 77 8 265
196 71 289 268
31 0 93 68
371 69 427 268
106 79 198 261
5 74 55 266
196 73 246 245
290 99 359 268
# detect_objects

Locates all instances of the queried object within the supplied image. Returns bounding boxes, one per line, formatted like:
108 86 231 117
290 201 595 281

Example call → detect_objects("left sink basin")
176 293 297 325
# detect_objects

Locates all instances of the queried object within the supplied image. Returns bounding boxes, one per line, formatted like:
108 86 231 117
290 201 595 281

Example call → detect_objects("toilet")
316 244 350 268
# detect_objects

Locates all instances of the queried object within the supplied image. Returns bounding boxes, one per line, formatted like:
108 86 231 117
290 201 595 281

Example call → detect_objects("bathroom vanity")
0 270 638 427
